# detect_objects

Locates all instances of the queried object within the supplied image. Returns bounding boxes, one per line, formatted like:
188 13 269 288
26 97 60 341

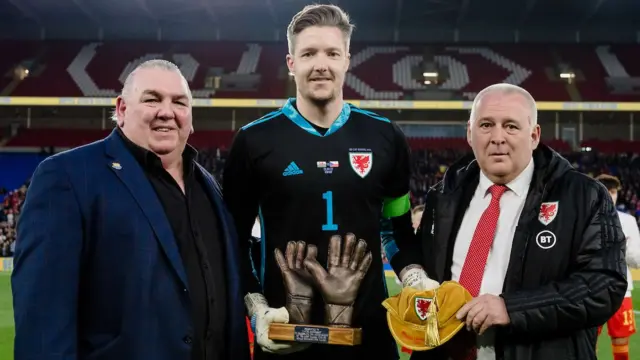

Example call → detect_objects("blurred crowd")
409 148 640 220
1 147 639 259
0 183 27 257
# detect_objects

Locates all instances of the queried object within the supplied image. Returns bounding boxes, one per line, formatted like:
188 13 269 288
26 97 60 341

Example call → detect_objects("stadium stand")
3 41 640 102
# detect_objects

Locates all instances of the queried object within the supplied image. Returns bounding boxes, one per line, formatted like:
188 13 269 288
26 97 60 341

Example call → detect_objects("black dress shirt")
117 128 227 360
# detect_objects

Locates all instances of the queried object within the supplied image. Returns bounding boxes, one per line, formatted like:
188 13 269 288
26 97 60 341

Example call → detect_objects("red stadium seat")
3 41 639 102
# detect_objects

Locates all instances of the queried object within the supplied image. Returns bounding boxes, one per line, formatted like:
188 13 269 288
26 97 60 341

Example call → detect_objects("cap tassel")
424 295 440 348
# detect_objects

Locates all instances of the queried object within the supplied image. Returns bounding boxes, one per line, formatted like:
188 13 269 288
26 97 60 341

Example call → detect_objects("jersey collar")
281 98 351 137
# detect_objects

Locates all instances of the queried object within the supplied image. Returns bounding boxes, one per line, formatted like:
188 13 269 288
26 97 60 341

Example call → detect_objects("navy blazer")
12 129 250 360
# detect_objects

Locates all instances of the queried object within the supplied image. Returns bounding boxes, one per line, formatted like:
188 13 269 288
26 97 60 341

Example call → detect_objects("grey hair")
110 59 192 123
286 4 355 54
469 83 538 127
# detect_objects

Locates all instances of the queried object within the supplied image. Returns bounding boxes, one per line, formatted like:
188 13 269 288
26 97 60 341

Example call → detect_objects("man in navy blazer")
12 59 250 360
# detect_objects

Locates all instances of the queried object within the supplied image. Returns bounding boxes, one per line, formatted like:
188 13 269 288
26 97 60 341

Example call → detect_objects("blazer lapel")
104 130 189 288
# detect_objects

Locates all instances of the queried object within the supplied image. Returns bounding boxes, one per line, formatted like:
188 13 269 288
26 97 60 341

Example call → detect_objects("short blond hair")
286 4 355 54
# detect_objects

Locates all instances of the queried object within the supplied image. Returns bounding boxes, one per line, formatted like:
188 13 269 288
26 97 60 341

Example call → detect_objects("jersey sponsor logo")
349 152 373 178
535 230 557 249
414 297 432 321
283 161 304 176
538 201 558 226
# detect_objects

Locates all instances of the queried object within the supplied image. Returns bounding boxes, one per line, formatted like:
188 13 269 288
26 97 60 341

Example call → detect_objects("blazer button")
183 335 192 345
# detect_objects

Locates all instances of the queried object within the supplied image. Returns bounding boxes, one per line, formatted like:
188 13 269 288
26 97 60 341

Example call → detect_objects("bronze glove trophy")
274 241 317 324
269 233 373 346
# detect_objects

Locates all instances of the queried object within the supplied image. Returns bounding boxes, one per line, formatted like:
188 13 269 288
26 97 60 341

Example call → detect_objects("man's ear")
531 123 541 150
286 54 294 74
115 96 126 127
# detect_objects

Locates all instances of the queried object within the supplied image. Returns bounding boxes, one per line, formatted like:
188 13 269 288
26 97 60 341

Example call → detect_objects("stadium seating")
3 41 640 101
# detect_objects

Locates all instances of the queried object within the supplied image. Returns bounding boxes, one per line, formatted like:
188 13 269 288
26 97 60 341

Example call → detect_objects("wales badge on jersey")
348 151 373 178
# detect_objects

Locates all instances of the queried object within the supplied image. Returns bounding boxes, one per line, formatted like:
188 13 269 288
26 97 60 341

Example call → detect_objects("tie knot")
489 184 507 199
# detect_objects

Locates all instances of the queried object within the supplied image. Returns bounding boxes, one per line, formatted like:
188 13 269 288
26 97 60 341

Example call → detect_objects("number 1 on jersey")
322 191 338 231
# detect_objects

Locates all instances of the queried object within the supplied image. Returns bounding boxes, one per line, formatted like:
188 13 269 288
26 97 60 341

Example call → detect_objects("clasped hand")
456 294 510 335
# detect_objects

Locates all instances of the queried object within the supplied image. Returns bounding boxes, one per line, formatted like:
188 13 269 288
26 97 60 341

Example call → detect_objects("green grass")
0 272 636 359
0 273 13 359
383 274 640 360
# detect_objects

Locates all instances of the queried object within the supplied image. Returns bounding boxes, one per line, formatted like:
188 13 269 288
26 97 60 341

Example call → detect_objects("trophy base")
268 323 362 346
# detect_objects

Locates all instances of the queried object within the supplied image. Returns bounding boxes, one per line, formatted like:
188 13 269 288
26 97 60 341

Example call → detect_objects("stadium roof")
0 0 637 42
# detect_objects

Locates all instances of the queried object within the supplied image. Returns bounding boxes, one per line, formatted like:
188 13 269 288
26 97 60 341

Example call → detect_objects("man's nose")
313 58 329 72
156 100 175 119
313 65 328 74
490 128 507 144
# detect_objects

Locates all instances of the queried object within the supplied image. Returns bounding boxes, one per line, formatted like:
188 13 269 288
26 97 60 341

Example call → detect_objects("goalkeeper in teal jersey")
223 4 433 360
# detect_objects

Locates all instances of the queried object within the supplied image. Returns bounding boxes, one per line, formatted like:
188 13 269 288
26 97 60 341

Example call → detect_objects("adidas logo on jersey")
283 162 304 176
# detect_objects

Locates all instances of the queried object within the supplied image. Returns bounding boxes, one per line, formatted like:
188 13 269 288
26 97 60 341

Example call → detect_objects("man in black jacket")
406 83 627 360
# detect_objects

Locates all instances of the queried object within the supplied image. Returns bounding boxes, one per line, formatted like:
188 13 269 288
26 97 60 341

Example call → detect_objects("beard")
304 86 336 106
309 95 333 107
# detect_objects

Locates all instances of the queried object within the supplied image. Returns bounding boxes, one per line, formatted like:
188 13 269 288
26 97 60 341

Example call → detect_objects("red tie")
459 184 507 296
456 184 507 360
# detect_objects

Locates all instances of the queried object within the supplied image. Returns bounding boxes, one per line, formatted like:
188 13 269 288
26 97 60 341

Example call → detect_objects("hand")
304 233 373 327
456 294 510 335
274 241 317 324
244 293 310 354
399 265 440 290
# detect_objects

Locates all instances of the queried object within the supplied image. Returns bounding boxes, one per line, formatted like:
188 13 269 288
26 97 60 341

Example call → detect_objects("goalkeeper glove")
400 266 440 291
245 292 310 354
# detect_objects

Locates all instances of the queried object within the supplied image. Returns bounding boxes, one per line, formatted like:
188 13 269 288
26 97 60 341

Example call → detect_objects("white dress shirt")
251 219 261 239
618 211 640 297
451 158 535 360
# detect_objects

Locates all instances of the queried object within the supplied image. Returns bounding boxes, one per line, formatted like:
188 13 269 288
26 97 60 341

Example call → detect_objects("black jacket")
410 145 627 360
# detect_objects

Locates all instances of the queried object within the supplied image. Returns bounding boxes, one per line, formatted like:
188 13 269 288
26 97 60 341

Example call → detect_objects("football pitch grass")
0 272 636 359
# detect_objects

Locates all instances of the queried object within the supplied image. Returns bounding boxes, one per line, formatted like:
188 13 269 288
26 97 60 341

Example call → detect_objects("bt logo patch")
535 230 557 249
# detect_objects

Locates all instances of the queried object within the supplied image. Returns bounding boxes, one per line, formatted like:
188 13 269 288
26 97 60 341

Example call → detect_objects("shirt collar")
116 127 198 172
478 157 534 198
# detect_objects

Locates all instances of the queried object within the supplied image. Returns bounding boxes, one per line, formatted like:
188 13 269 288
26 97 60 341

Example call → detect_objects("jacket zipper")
519 183 548 279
